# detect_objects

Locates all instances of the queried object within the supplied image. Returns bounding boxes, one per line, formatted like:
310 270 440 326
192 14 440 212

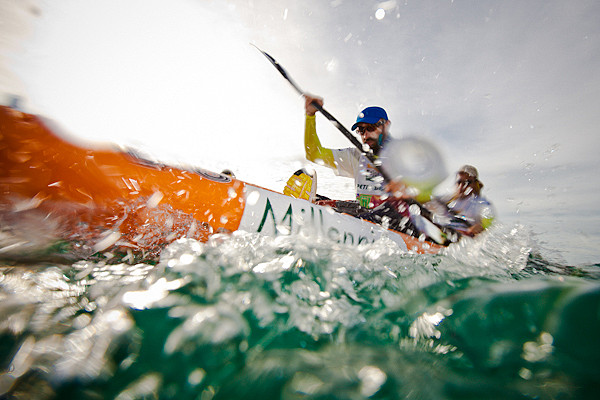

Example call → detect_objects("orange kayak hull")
0 106 441 260
0 106 246 259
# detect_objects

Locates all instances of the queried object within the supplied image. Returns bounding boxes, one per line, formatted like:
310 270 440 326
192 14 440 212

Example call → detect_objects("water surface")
1 224 598 399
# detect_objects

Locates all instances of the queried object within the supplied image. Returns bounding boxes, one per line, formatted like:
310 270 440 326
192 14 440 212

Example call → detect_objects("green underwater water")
0 226 599 400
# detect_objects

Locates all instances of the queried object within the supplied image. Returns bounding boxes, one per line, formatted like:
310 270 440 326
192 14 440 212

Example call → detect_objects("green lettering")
257 198 276 233
280 204 293 234
319 208 325 234
343 232 354 245
328 227 341 243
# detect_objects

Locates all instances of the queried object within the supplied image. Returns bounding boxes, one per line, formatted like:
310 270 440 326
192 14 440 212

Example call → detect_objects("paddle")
251 45 388 179
254 45 450 244
253 46 446 187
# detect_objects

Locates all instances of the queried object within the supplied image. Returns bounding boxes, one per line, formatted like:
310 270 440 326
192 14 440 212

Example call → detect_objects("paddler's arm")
304 95 336 169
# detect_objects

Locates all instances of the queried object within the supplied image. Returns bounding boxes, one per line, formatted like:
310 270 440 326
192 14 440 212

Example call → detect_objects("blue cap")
351 106 388 131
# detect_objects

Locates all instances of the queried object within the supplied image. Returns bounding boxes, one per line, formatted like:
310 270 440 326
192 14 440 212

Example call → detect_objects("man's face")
356 121 386 153
456 172 475 197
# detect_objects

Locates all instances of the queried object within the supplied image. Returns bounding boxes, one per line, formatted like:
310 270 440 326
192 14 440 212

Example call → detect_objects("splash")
1 226 597 399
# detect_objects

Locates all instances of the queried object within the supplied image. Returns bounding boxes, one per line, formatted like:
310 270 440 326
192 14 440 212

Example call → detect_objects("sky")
1 0 599 265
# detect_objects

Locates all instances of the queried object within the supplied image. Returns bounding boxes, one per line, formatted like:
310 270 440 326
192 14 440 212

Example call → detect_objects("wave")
1 225 598 399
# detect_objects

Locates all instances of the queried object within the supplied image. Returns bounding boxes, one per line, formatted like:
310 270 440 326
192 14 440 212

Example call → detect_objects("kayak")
0 106 442 260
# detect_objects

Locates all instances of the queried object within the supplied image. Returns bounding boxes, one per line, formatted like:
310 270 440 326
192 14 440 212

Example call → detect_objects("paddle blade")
380 137 447 199
252 44 305 96
283 168 317 202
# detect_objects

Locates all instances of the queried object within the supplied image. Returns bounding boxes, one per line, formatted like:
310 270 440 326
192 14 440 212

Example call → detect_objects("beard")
365 137 381 155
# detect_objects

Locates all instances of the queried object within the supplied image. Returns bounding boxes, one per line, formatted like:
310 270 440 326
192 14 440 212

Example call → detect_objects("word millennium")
254 196 377 246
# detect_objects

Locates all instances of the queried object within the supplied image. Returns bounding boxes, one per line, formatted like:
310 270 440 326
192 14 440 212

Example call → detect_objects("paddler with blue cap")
304 94 393 210
303 94 453 244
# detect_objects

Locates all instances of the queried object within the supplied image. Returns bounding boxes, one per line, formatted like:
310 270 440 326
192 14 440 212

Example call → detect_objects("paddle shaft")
253 45 393 182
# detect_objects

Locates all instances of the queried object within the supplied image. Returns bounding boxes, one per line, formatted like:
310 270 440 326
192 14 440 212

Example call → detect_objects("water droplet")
188 368 206 386
246 190 260 206
146 191 164 208
358 365 387 397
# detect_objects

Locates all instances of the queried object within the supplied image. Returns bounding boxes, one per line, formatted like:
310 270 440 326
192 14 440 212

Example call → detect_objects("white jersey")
447 195 495 225
331 147 386 208
429 194 495 230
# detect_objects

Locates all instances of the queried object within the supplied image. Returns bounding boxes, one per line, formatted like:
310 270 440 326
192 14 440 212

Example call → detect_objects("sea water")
1 222 599 400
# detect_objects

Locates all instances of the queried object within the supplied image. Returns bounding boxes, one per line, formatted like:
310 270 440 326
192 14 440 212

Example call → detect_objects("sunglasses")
355 121 383 134
457 179 475 185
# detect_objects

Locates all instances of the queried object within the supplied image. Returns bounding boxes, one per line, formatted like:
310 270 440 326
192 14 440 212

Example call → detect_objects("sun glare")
15 0 301 167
